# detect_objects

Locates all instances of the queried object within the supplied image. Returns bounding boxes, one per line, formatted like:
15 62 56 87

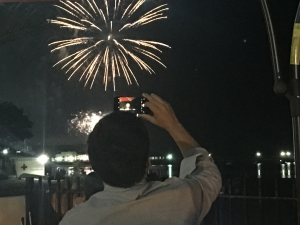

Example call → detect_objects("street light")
166 154 173 160
256 152 261 157
2 149 8 155
37 154 49 165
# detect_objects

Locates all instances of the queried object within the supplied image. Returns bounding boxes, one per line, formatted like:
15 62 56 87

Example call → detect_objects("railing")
202 178 297 225
0 176 298 225
0 175 85 225
35 176 84 224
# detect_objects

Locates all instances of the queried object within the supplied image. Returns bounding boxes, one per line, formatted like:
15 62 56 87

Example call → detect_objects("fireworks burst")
49 0 170 90
68 110 103 134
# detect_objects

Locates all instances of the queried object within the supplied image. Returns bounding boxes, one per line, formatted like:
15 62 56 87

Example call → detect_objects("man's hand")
138 93 181 132
138 93 200 157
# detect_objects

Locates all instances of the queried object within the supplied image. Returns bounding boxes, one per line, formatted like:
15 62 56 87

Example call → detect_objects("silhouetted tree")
0 102 33 144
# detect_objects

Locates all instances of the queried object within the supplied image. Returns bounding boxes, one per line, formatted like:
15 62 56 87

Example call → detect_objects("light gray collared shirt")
59 147 222 225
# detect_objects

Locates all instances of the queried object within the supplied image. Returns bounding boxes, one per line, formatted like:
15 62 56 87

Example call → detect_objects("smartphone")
114 97 151 115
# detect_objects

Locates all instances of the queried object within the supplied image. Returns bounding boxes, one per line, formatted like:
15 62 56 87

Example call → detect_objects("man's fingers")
150 93 165 104
143 93 161 108
142 93 152 100
143 93 156 104
143 101 159 112
139 94 178 131
143 93 169 110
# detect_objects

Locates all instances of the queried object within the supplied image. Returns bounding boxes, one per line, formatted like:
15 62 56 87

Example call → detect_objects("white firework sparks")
69 110 103 134
49 0 170 90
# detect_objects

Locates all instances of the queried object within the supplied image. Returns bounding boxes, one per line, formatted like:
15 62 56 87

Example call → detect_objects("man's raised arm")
138 93 200 157
139 93 222 222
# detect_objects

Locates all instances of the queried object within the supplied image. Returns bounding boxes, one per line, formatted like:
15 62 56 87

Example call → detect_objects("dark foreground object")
0 175 297 225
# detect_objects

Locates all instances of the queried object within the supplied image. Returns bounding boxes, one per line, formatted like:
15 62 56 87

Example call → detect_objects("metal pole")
259 0 287 95
260 1 300 224
290 2 300 223
293 116 300 224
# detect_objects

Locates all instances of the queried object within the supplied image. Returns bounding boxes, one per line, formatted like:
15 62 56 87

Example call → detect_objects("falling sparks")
49 0 170 90
68 111 103 135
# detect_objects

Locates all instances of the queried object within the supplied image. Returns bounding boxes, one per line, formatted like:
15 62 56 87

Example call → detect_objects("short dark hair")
87 112 150 188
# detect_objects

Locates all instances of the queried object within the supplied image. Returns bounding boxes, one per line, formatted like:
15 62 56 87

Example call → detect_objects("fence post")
48 177 53 225
275 179 280 225
243 175 248 225
38 177 44 225
258 179 262 225
67 177 72 210
57 178 62 220
25 177 34 225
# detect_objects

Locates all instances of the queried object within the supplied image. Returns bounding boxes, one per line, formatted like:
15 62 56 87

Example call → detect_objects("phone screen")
114 97 147 114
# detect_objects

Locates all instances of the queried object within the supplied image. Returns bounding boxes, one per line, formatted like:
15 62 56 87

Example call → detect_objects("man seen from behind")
59 93 222 225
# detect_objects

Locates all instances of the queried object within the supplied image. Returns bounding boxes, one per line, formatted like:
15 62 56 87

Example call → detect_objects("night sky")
0 0 298 160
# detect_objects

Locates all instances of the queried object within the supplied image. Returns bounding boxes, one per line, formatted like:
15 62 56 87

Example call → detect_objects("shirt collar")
103 179 147 193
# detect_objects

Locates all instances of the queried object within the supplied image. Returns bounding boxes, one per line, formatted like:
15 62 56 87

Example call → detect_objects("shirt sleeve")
179 147 208 178
180 147 222 223
59 219 71 225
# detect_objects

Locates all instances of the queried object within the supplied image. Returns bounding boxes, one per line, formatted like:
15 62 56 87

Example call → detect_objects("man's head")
87 111 150 188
